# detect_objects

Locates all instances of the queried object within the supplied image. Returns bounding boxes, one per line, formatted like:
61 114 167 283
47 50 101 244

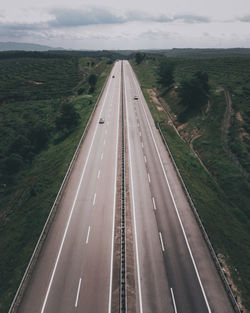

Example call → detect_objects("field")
131 54 250 312
0 52 112 312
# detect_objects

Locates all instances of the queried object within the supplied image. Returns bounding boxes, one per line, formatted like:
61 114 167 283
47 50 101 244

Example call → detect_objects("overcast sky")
0 0 250 49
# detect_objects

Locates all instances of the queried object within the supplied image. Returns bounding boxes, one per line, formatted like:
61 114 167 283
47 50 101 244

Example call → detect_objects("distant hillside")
0 42 63 51
140 48 250 58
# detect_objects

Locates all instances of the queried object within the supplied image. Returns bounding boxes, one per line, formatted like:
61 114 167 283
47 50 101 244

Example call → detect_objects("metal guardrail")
8 69 112 313
120 61 127 313
157 121 243 313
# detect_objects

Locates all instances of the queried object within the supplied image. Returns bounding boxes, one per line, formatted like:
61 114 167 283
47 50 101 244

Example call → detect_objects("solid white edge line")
75 278 82 308
170 288 178 313
108 61 121 313
40 64 114 313
93 193 96 206
147 173 151 184
128 61 211 313
159 232 165 252
152 197 157 211
124 62 144 313
86 226 91 244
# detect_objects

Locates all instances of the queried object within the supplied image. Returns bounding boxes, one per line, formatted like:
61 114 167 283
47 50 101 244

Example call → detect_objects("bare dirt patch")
236 112 244 122
218 256 246 312
146 88 161 106
28 80 44 85
177 123 188 131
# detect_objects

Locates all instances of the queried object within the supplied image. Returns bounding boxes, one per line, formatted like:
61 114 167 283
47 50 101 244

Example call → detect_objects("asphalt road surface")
123 60 234 313
18 61 122 313
16 60 234 313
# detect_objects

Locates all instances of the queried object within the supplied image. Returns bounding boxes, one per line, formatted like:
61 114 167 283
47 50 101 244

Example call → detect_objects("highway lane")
123 60 234 313
17 61 121 313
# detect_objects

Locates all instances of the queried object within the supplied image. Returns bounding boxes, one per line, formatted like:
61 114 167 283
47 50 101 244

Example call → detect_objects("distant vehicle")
112 75 115 78
99 118 105 124
134 96 138 100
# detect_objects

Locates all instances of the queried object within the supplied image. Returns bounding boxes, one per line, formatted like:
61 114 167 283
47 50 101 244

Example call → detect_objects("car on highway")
99 117 105 124
134 96 138 100
112 75 115 78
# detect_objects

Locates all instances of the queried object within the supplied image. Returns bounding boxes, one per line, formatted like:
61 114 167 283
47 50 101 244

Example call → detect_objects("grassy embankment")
131 56 250 312
0 53 112 312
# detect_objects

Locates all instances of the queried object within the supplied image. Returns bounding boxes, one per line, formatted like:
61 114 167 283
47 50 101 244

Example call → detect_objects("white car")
99 118 105 124
134 96 138 100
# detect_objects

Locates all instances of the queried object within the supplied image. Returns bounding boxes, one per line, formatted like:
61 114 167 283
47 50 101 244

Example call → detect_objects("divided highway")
14 60 234 313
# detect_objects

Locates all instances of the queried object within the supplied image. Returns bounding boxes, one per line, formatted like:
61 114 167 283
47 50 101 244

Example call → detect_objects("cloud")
173 14 211 23
49 8 125 27
238 15 250 22
48 8 211 27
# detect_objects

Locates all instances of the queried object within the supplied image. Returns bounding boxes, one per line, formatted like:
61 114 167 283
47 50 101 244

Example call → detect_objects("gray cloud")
0 22 46 31
238 15 250 22
49 8 125 27
173 14 211 23
48 8 211 27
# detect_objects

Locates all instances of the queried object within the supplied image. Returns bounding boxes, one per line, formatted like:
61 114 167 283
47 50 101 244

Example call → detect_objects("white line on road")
144 155 147 163
104 139 106 145
137 122 140 127
124 67 143 313
86 226 91 244
147 173 151 183
170 288 178 313
141 142 144 148
97 169 101 179
101 152 104 160
105 129 107 134
152 197 157 211
129 62 211 313
75 278 82 307
93 193 96 206
159 232 165 252
108 61 121 313
139 131 142 137
40 69 114 313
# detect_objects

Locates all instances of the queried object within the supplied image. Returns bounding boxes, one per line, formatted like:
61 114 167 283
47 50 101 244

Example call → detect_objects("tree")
178 71 210 121
88 74 97 93
55 102 80 132
135 53 145 65
157 59 175 89
194 71 210 94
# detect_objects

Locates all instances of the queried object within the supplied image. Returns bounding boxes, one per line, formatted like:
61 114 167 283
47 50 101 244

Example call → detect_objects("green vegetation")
157 59 175 89
135 52 145 65
0 52 112 312
131 54 250 311
178 71 210 122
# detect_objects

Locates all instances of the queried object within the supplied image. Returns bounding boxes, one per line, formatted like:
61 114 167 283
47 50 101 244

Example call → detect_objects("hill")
0 41 63 51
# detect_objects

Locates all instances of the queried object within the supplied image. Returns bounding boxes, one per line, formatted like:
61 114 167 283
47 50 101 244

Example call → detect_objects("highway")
15 60 234 313
18 61 122 313
123 60 234 313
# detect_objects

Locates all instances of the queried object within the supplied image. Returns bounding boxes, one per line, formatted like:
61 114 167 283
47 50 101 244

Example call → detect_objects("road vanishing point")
15 60 234 313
